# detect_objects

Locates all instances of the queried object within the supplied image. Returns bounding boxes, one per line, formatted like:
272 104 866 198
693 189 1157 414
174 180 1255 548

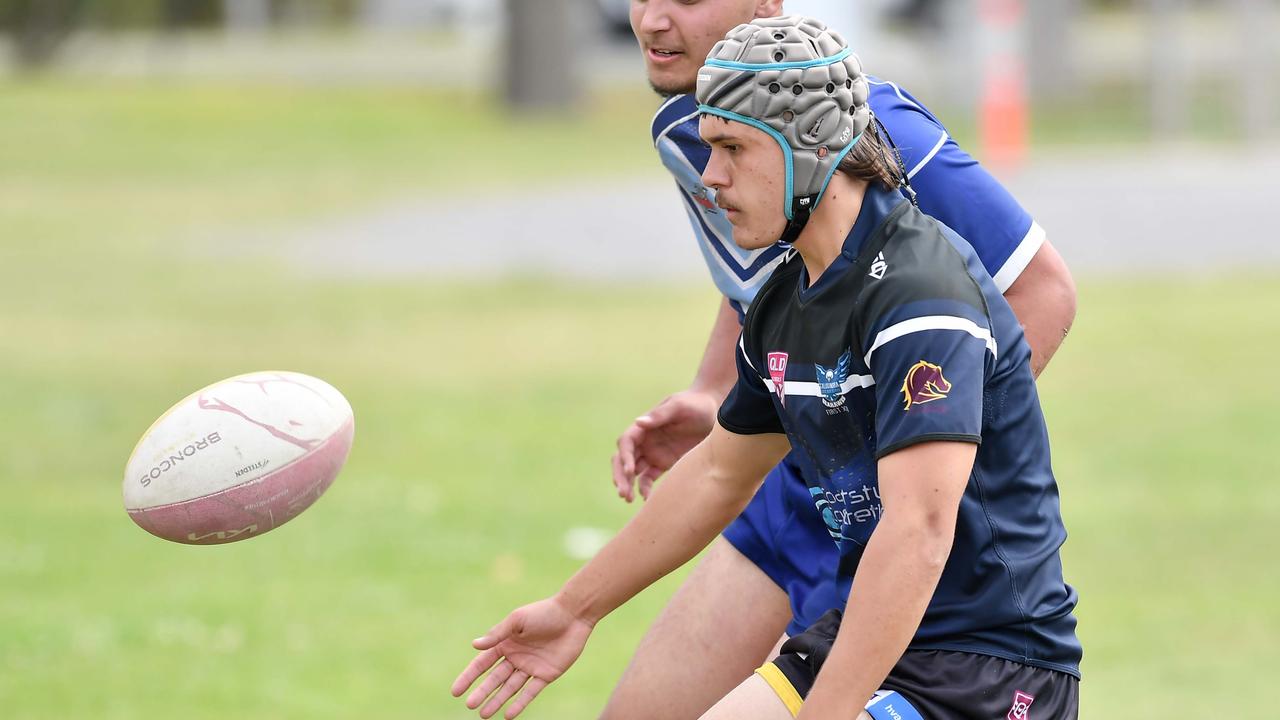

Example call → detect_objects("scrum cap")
696 16 871 242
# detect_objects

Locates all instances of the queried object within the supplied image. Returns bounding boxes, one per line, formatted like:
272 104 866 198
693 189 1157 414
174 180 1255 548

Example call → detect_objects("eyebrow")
701 132 739 145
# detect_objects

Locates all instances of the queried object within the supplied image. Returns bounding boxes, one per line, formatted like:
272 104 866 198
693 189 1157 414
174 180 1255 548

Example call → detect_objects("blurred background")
1 1 1277 718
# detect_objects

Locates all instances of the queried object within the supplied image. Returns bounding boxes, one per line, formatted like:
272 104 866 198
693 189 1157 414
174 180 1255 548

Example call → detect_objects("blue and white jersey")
651 78 1045 317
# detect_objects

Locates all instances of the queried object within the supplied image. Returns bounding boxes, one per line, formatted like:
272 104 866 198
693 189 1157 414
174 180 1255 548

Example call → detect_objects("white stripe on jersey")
867 78 949 180
741 336 877 396
864 315 998 366
868 78 922 111
766 375 877 398
738 335 758 372
654 93 685 115
654 110 700 148
990 221 1047 293
907 131 948 180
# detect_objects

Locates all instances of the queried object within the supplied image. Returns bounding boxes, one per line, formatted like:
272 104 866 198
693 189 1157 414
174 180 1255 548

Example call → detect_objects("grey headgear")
696 16 871 243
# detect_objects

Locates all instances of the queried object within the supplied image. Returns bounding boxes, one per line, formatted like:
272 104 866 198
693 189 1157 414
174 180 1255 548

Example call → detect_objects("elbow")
1051 263 1078 336
918 524 954 573
887 509 955 573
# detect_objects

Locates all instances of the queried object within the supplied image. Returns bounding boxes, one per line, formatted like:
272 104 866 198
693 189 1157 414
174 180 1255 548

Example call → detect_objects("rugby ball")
124 371 354 545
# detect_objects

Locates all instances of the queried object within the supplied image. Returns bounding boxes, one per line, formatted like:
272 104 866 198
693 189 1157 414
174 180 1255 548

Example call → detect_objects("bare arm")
1003 240 1077 377
568 424 790 622
796 441 975 720
612 297 743 500
689 296 744 398
455 425 790 718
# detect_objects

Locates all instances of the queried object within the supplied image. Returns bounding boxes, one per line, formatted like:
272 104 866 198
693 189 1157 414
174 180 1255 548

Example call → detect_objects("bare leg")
600 538 792 720
698 674 874 720
698 675 795 720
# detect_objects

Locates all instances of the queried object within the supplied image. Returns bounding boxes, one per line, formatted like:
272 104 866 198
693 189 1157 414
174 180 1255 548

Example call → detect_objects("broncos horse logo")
901 361 952 410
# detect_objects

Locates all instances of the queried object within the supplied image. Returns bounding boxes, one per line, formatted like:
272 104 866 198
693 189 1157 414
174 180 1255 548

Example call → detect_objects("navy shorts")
721 452 841 635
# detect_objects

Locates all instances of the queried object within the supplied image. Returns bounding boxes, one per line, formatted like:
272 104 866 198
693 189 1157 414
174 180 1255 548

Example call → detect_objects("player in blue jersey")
604 2 1078 717
452 17 1079 720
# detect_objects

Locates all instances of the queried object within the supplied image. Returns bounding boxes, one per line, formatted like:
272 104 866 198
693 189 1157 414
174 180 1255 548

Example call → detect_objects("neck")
790 175 868 287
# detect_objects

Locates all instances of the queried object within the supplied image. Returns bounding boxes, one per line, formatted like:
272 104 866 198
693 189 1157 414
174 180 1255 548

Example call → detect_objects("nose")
701 148 729 192
632 0 672 38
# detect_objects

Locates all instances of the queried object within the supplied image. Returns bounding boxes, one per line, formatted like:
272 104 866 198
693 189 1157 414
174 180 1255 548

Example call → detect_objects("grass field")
2 80 1278 718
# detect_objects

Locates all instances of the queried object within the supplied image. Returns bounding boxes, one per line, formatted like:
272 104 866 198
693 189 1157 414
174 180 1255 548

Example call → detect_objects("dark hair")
835 120 903 191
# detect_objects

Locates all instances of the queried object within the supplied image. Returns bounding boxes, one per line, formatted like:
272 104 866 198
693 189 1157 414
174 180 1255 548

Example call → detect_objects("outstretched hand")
612 390 719 502
451 597 594 719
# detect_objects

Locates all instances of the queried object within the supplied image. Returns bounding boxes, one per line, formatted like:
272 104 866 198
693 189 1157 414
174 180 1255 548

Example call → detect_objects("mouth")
647 47 683 65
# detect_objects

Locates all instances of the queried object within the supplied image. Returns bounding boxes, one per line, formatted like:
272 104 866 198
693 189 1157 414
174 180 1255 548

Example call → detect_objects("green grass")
2 79 1278 718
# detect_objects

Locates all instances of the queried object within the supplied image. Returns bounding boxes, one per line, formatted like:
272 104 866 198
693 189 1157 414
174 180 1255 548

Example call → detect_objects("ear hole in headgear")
774 51 785 62
768 82 781 94
791 85 803 96
782 110 795 123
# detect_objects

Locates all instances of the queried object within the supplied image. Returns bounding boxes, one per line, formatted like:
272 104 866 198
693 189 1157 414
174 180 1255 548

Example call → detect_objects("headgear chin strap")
780 195 814 245
696 16 871 244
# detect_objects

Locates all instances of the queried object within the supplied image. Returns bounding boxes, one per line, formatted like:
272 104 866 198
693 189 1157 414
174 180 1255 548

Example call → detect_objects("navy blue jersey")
651 78 1045 317
718 185 1081 676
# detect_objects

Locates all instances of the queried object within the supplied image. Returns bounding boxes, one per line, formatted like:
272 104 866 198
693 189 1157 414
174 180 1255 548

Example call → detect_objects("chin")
646 69 695 97
730 227 776 251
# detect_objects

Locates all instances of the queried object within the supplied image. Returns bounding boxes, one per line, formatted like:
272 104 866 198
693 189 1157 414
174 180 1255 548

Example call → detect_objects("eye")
724 144 740 154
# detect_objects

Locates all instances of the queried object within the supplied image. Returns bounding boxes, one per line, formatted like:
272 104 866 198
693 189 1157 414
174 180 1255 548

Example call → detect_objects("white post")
223 0 271 35
1147 0 1189 140
1233 0 1275 140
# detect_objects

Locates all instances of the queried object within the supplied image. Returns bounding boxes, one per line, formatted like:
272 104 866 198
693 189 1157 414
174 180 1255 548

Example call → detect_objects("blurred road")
247 145 1280 281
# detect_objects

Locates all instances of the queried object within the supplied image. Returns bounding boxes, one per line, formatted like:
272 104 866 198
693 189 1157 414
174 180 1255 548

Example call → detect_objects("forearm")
558 437 763 624
802 516 953 717
1004 240 1077 377
688 297 742 400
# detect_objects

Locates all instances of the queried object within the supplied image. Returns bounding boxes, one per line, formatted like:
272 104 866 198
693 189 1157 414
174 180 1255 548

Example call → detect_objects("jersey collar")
797 184 908 302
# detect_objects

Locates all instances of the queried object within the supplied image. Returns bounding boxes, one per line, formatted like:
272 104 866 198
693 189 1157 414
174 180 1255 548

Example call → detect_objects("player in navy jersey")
605 2 1078 718
452 18 1079 720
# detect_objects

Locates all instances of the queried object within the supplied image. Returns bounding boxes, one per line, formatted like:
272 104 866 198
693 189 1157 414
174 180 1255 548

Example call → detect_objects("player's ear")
754 0 784 20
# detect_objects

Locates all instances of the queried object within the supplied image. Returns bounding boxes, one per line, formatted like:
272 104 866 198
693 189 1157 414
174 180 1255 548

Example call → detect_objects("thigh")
696 674 796 720
599 537 791 720
698 674 874 720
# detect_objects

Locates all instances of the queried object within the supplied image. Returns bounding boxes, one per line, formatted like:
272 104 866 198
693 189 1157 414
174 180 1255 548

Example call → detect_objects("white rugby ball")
124 371 354 545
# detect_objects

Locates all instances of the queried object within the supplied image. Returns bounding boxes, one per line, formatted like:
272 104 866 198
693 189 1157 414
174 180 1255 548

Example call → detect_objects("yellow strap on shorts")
755 662 804 718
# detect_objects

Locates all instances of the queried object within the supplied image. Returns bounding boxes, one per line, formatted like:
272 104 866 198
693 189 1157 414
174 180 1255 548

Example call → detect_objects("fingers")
504 677 549 719
466 659 515 710
611 451 634 503
638 472 656 500
451 646 501 697
473 616 510 650
464 663 548 720
634 460 654 500
616 423 644 478
479 666 530 718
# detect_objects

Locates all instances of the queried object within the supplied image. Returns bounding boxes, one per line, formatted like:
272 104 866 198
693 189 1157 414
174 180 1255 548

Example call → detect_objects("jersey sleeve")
717 336 786 436
870 80 1045 292
857 244 994 457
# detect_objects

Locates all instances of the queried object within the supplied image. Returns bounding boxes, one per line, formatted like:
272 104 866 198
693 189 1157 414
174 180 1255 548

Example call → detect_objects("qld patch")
767 351 789 405
901 360 952 410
